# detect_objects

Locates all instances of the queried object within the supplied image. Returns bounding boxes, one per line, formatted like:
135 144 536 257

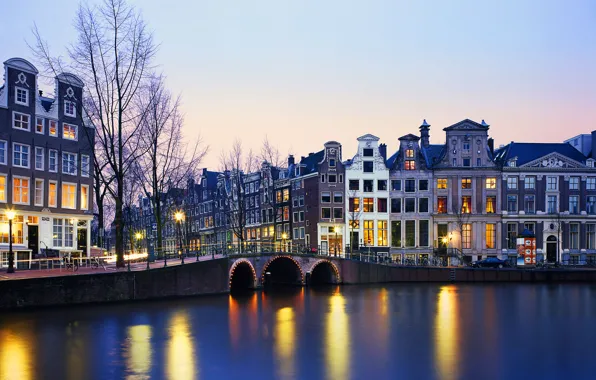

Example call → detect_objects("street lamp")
6 210 15 274
333 225 340 257
281 232 288 252
175 211 185 264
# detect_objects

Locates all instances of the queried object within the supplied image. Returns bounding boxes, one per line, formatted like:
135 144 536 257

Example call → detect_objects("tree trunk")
115 175 125 268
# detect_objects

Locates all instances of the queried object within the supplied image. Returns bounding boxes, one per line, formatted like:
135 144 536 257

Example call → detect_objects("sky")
2 0 596 168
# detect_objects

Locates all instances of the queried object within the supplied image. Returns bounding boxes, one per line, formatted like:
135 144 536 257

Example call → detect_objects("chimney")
38 90 43 97
379 143 387 161
419 119 430 147
488 138 494 155
288 155 295 166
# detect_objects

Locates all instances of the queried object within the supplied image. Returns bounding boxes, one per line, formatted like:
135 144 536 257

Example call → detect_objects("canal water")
1 283 596 380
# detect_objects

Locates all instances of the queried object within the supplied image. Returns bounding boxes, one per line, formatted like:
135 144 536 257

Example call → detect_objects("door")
321 241 328 255
350 231 360 250
77 228 88 256
28 225 39 256
546 235 557 263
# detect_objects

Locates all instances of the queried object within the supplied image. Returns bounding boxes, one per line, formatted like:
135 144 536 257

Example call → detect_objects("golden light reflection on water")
275 307 296 380
326 289 350 380
0 328 33 380
125 325 152 380
229 296 241 349
434 285 460 380
167 311 196 380
65 322 86 380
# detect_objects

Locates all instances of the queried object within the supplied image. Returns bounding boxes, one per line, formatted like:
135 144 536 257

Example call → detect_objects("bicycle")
64 256 79 272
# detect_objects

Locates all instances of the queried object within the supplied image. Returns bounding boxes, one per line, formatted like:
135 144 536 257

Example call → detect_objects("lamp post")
281 232 288 252
175 211 185 264
6 210 15 274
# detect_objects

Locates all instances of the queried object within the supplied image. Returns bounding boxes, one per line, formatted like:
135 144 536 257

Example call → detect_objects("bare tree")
347 190 363 254
133 75 207 257
32 0 157 267
220 140 256 252
451 202 471 263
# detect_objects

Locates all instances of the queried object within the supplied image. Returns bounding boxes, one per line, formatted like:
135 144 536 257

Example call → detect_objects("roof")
299 149 324 174
495 142 587 166
421 144 445 168
56 72 84 87
398 133 420 141
443 118 489 131
386 150 399 168
4 57 38 74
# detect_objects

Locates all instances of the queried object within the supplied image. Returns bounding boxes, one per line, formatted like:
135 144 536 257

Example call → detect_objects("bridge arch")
261 255 304 287
309 259 340 286
229 259 257 291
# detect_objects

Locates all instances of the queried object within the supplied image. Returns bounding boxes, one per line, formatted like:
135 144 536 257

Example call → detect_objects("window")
283 206 290 221
570 223 579 250
485 224 496 249
437 197 447 213
419 180 428 191
405 198 416 213
485 178 496 189
349 180 359 191
507 195 517 213
64 100 76 117
507 177 517 190
547 195 557 213
377 198 387 212
453 158 457 166
587 196 596 214
15 87 28 106
461 178 471 189
53 219 63 247
391 198 401 213
569 177 579 190
333 192 343 203
13 143 30 168
405 160 416 170
0 141 6 165
507 223 517 249
588 177 596 190
349 197 360 212
377 221 387 246
391 221 401 247
49 120 57 137
80 185 88 210
547 176 558 191
320 174 325 183
419 198 429 213
363 180 373 192
363 220 374 245
339 174 343 183
13 177 29 204
48 181 57 207
391 180 401 191
419 220 429 247
405 179 416 192
486 196 496 213
13 112 30 131
525 176 535 190
329 158 336 167
463 158 470 167
321 191 331 203
587 224 596 250
461 196 471 213
36 118 44 134
476 158 481 167
405 221 415 247
293 211 299 222
437 178 447 189
35 147 44 171
463 142 470 151
569 196 579 214
377 180 387 191
405 149 414 158
363 148 373 157
62 183 77 209
65 219 75 248
34 179 44 206
462 224 471 249
62 152 77 175
0 215 23 244
363 161 374 173
0 175 6 202
282 188 289 201
328 174 337 183
363 198 374 212
524 222 535 234
321 207 331 219
49 150 58 172
524 195 535 214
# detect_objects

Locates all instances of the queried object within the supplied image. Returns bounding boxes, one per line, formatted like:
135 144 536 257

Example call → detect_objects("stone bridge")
228 253 343 290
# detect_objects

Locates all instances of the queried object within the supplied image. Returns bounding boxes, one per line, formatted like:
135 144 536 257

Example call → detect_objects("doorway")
28 225 39 256
350 231 359 250
546 235 557 263
77 228 88 255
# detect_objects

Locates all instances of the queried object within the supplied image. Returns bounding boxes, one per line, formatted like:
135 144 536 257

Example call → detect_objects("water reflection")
0 327 33 380
275 307 296 380
125 324 152 380
434 285 460 380
326 288 350 380
65 321 86 380
167 311 196 380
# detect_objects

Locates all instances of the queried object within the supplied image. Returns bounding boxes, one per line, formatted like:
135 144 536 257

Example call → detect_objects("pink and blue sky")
2 0 596 167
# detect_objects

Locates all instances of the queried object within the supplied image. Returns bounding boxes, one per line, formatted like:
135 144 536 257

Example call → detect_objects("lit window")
405 160 416 170
49 120 58 137
461 196 471 213
35 147 44 171
0 215 23 244
62 152 77 175
405 149 414 158
349 197 360 212
13 177 30 204
461 178 471 189
64 100 76 117
363 198 374 212
63 123 78 140
13 143 30 168
377 220 387 246
486 196 496 213
485 177 496 189
437 197 447 213
48 181 57 207
13 112 30 131
35 179 44 206
462 224 472 249
36 118 44 134
0 175 6 202
62 183 77 209
15 87 28 106
485 224 496 249
437 178 447 189
363 220 374 246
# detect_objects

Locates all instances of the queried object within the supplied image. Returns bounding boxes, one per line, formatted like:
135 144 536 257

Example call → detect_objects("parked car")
471 257 509 269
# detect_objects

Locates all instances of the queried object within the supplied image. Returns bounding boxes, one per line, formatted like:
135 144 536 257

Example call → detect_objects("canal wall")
0 259 229 310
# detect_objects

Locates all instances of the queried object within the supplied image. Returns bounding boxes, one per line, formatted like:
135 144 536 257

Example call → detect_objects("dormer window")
405 160 416 170
64 100 76 117
363 148 374 157
329 158 336 167
405 149 414 158
508 160 516 167
15 87 28 106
